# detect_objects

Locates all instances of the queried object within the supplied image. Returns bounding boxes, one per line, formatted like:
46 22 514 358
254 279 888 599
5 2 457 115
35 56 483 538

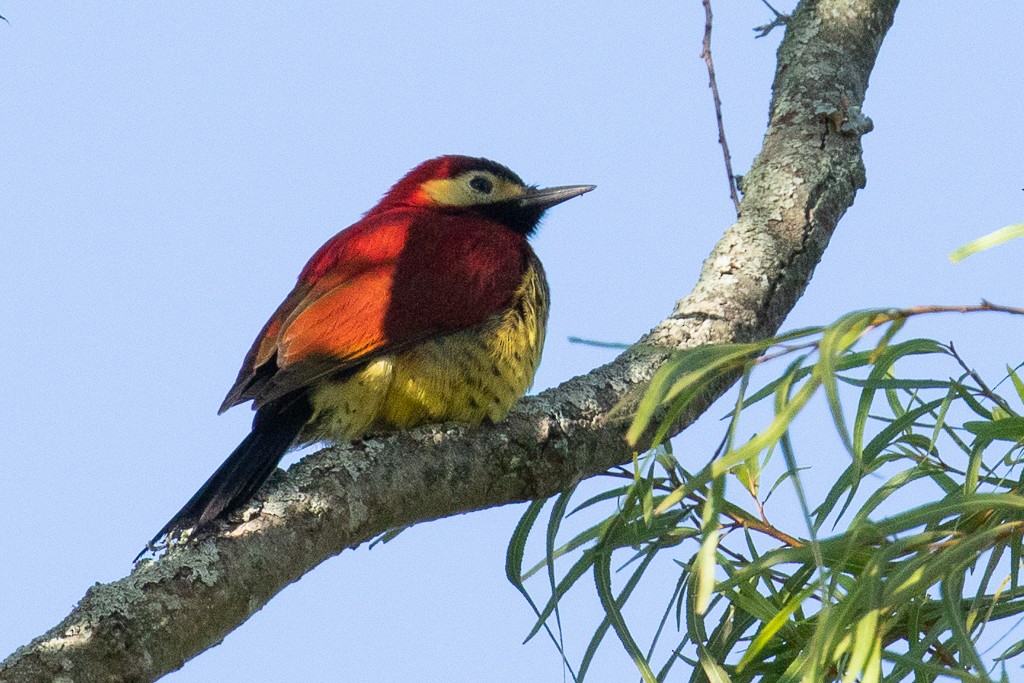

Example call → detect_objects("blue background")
2 2 1023 680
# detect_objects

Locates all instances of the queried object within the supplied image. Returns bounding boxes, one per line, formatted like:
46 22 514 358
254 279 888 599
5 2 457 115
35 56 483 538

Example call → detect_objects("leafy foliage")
508 308 1024 682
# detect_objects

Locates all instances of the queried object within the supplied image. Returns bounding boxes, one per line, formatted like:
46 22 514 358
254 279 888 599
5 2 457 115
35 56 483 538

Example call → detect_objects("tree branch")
0 1 899 680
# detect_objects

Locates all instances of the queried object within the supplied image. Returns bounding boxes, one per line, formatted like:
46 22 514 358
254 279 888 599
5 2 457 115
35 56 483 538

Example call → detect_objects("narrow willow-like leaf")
711 375 820 480
851 337 946 457
651 367 815 517
725 583 799 639
812 456 872 533
685 576 738 683
777 429 821 574
868 314 905 361
627 343 764 446
740 351 814 408
736 583 817 673
965 441 985 493
816 310 883 457
592 549 657 683
545 490 574 663
996 639 1024 662
852 366 884 467
927 385 957 459
704 608 762 679
521 517 609 582
886 651 990 682
973 540 1010 635
506 499 578 671
742 337 943 409
963 417 1024 442
697 652 732 683
862 635 883 683
941 573 989 676
949 222 1024 263
842 608 880 683
642 481 655 524
567 336 632 349
693 470 725 616
576 552 656 682
646 573 687 666
507 499 545 592
1012 527 1023 593
881 493 1024 531
841 377 953 390
954 380 995 420
861 397 947 464
693 529 721 616
775 647 814 683
567 485 633 517
728 372 760 495
1008 365 1024 407
848 464 937 528
523 550 596 643
886 526 1018 613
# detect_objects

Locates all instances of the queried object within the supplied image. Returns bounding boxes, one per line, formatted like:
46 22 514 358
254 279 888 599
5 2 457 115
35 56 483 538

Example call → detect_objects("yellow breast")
301 257 549 443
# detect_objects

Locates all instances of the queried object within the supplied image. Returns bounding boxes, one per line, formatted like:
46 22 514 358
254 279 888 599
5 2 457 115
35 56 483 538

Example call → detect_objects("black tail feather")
142 393 312 554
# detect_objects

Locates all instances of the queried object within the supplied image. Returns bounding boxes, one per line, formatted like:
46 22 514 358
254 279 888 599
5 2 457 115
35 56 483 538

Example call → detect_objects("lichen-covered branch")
0 1 899 680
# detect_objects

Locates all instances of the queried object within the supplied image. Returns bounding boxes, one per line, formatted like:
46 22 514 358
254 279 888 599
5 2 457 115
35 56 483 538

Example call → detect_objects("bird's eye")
469 175 493 194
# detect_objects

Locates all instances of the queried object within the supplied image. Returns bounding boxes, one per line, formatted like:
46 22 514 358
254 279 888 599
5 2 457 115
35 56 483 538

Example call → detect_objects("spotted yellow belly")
300 259 549 443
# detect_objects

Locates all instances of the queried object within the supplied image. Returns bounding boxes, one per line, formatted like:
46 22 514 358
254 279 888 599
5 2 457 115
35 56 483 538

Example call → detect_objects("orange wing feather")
278 266 392 366
220 217 410 412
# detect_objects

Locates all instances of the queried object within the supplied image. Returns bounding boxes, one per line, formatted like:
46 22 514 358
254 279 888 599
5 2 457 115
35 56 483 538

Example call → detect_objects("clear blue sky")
2 2 1022 680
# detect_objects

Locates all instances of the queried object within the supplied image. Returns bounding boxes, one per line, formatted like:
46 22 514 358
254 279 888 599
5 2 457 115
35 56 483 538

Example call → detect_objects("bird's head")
371 155 594 235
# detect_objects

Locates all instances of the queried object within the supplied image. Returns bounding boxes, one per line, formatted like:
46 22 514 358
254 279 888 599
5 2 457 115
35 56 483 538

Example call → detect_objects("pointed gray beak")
518 184 596 209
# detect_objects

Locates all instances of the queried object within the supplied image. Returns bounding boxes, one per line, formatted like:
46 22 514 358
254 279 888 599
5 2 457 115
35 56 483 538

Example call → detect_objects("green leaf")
816 310 883 457
996 639 1024 662
544 491 573 659
1008 365 1024 407
628 342 764 447
521 516 608 581
949 222 1024 262
506 499 581 681
737 583 817 673
861 397 947 465
697 652 732 683
954 380 995 419
507 499 545 592
963 417 1024 442
843 608 880 683
592 548 657 682
941 572 988 676
693 529 721 616
567 484 633 516
523 548 595 643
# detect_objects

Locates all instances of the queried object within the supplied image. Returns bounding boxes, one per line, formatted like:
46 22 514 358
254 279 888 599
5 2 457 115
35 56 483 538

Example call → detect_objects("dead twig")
700 0 741 214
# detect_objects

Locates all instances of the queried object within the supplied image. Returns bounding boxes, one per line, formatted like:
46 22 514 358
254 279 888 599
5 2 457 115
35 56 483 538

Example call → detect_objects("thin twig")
946 341 1017 415
753 302 1024 368
896 300 1024 318
691 489 804 547
601 469 803 547
700 0 741 214
753 0 790 38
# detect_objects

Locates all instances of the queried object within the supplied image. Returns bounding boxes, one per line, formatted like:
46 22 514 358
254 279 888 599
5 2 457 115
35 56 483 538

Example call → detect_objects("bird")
143 155 594 552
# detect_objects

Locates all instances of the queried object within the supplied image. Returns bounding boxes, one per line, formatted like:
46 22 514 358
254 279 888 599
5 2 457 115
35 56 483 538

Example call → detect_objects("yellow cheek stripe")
419 173 525 207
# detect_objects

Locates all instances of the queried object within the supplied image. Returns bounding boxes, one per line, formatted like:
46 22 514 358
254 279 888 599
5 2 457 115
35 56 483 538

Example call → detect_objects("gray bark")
0 1 899 680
